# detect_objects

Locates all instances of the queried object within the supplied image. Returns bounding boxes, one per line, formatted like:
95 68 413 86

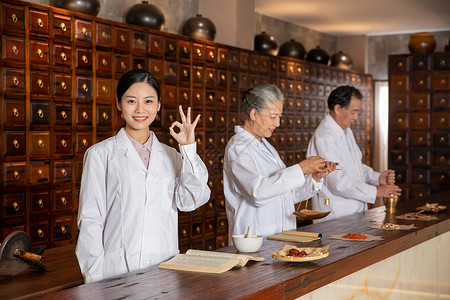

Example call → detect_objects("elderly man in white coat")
307 85 401 222
223 84 337 242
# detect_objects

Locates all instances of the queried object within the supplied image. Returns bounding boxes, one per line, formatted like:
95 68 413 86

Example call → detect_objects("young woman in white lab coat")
76 69 210 283
223 84 336 241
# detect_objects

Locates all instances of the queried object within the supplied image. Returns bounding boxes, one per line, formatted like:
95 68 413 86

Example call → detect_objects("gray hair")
241 84 285 117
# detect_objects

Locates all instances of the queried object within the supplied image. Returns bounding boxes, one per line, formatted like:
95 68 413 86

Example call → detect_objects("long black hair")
116 69 161 104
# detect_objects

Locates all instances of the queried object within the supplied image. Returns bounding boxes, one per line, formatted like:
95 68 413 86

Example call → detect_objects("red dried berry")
288 249 300 257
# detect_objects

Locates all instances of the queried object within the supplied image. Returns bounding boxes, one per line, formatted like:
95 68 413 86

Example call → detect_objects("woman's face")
248 100 283 141
116 82 161 134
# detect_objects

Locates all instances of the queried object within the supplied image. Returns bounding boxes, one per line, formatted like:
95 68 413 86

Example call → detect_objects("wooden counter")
6 192 450 299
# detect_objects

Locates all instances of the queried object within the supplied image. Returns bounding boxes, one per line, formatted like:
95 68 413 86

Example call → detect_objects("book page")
185 249 264 265
159 254 241 273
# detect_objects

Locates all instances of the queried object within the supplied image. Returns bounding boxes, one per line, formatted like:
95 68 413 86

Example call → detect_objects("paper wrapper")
271 244 329 262
369 224 417 231
267 231 322 243
329 234 383 241
396 213 439 221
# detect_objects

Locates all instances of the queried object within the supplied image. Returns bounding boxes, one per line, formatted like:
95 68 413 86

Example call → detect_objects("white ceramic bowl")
232 234 263 252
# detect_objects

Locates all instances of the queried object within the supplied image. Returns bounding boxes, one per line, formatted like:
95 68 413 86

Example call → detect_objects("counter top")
8 192 450 299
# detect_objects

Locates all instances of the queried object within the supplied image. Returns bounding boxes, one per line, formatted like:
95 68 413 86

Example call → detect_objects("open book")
158 249 265 273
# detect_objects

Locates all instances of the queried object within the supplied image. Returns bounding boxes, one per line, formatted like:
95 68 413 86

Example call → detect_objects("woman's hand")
169 105 201 146
312 161 339 181
379 169 395 185
298 156 326 174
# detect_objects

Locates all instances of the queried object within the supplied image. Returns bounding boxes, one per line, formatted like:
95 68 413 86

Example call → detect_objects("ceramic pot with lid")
278 39 306 59
54 0 100 16
181 14 216 41
306 46 330 65
125 1 165 30
254 32 278 56
330 51 353 70
408 32 436 54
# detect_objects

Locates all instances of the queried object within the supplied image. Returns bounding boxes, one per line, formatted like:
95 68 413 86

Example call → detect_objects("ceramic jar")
54 0 100 16
306 46 330 65
408 32 436 54
125 1 165 30
254 32 278 56
181 14 216 41
278 39 306 59
330 51 353 70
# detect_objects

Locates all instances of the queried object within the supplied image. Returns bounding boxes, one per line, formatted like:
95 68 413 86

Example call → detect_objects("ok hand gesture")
169 105 201 146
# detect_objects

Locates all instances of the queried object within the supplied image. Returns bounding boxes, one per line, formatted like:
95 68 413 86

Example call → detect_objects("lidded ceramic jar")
125 1 165 30
254 32 278 56
181 14 216 41
306 46 330 65
54 0 100 16
278 39 306 59
408 32 436 54
330 51 353 70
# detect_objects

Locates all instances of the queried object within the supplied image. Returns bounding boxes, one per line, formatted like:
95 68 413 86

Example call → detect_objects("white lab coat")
76 128 210 283
307 114 380 222
223 126 321 242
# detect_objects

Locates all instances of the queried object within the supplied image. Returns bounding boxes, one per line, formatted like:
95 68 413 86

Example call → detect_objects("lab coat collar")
324 113 349 140
234 125 279 164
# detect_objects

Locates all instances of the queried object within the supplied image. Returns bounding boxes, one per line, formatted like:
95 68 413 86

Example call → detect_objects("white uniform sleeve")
227 147 307 207
75 147 127 283
362 164 381 186
309 135 377 202
175 142 211 211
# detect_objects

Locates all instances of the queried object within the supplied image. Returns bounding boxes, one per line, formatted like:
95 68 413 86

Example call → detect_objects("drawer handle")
137 63 142 69
13 139 20 149
281 64 286 71
121 61 126 69
397 62 403 68
37 79 44 88
82 138 88 147
419 193 423 198
60 52 67 61
60 110 67 119
61 226 67 234
13 76 19 86
38 169 44 177
61 168 67 176
14 170 20 180
182 229 187 237
232 96 237 103
61 139 67 147
38 139 44 148
289 66 294 73
196 93 201 101
396 118 403 124
418 174 423 180
11 13 18 22
120 34 125 43
183 92 188 100
169 91 174 98
418 155 423 161
220 116 225 123
220 137 225 143
102 112 109 120
82 111 88 119
153 65 159 73
208 180 213 187
418 99 423 104
396 99 403 105
138 38 144 45
208 72 214 79
82 55 88 64
418 80 424 86
13 107 19 117
397 174 402 180
196 71 201 79
440 156 445 162
169 115 174 122
82 84 89 92
37 109 44 118
219 96 225 103
208 138 213 143
441 98 446 104
419 117 423 123
208 202 213 209
440 59 446 66
38 229 44 238
82 27 88 36
195 226 201 234
209 51 214 59
60 22 66 31
169 43 174 52
418 137 423 142
12 45 19 55
441 175 446 181
280 137 285 142
418 61 424 67
183 69 188 77
220 53 225 60
440 137 445 144
102 58 108 66
208 116 213 122
221 74 226 81
441 79 446 85
208 94 214 101
38 199 44 208
232 75 237 83
196 137 201 144
440 117 446 124
102 31 107 38
37 48 43 58
61 196 67 205
196 48 202 57
102 85 108 93
153 40 159 48
37 18 44 28
13 201 20 211
183 46 188 54
169 138 174 146
169 67 175 74
209 224 213 231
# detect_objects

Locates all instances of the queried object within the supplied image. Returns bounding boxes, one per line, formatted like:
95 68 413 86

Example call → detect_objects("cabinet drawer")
30 161 50 185
411 131 430 146
411 71 430 91
97 105 112 127
3 162 26 187
395 168 408 184
249 54 260 72
433 71 450 91
193 43 204 62
3 68 25 94
216 217 227 235
411 113 429 129
114 27 130 51
30 40 49 65
132 31 147 54
412 168 429 184
178 87 190 107
3 99 26 128
54 132 73 155
30 132 50 156
54 160 73 183
410 149 429 166
433 93 450 109
179 64 190 83
76 132 92 154
30 72 50 95
115 54 130 74
229 50 239 69
132 57 147 70
229 71 238 90
30 101 50 126
148 34 162 56
431 169 450 191
3 4 25 33
149 58 163 81
53 14 72 40
54 103 72 126
206 68 216 87
30 221 49 244
192 66 203 84
204 218 216 236
96 78 113 100
164 38 177 58
412 56 430 70
3 131 26 156
96 22 112 47
388 54 408 73
432 112 450 129
31 190 50 215
164 61 177 82
53 44 72 68
163 85 176 107
75 19 92 43
2 36 25 63
29 9 49 35
216 90 227 110
53 216 73 241
191 222 202 239
434 54 450 70
53 188 72 212
433 132 450 147
390 75 409 92
76 48 92 69
96 51 112 74
76 77 92 99
218 70 227 88
410 94 430 110
433 150 450 166
2 193 26 218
